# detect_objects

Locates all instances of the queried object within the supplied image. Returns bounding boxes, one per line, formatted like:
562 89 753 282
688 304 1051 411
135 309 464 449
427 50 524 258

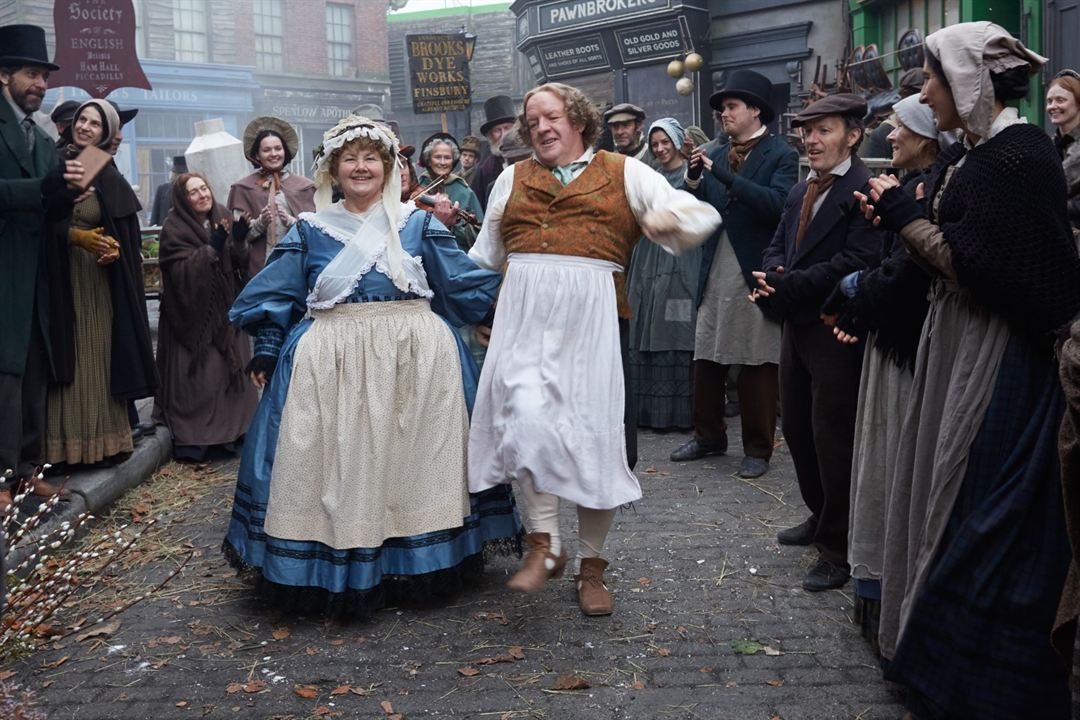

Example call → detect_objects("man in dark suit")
0 24 81 508
470 94 516 211
751 94 879 591
150 155 186 226
671 70 798 480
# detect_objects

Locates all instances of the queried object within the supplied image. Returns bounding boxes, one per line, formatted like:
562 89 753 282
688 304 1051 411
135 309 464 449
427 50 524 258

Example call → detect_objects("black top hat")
171 155 188 173
480 95 516 136
50 99 81 125
0 25 60 71
709 69 776 125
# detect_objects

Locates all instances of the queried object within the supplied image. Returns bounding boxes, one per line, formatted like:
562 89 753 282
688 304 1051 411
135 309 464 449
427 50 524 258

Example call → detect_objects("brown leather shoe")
576 557 613 616
27 476 71 498
506 532 567 593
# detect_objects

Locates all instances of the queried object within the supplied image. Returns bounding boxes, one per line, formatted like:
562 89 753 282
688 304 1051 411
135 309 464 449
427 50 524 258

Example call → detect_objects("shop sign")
538 0 669 33
50 0 151 97
537 34 610 78
406 33 472 114
266 103 355 124
615 18 687 65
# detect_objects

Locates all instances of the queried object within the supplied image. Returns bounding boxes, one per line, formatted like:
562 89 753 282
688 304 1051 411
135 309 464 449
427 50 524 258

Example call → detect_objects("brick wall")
281 0 388 77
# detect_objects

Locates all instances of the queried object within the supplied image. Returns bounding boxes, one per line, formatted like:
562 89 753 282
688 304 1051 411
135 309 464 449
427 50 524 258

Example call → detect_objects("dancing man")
468 82 720 616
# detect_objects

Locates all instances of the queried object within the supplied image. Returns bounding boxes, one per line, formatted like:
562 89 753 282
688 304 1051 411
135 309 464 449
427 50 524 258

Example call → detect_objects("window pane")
326 3 352 76
173 0 208 62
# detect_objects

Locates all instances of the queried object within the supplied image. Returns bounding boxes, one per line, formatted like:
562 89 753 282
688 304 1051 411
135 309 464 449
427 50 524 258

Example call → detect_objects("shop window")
255 0 284 72
326 2 353 77
135 111 207 144
174 0 209 63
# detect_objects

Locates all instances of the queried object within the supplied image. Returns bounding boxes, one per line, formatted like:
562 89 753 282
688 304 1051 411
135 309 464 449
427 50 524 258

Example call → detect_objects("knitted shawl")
930 123 1080 336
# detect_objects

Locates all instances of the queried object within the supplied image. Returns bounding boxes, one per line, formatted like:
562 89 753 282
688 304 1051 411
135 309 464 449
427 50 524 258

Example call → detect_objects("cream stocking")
518 479 562 556
576 506 615 559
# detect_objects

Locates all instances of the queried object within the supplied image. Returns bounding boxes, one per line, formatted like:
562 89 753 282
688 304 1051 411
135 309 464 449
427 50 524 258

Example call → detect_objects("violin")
413 192 480 228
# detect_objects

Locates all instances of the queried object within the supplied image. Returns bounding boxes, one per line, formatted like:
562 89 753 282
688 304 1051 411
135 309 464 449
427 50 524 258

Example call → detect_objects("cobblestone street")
13 427 905 719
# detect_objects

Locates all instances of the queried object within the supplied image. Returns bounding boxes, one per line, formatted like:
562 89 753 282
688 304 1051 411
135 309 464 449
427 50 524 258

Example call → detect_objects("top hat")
243 116 300 163
480 95 516 136
709 69 776 124
171 155 188 173
0 25 59 71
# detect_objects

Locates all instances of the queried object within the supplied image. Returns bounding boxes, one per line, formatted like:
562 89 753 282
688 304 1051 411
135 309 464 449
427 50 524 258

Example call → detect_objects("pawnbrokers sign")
406 34 472 114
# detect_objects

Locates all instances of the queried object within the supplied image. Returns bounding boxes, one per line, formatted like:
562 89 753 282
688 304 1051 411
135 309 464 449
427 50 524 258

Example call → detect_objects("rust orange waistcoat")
501 150 642 318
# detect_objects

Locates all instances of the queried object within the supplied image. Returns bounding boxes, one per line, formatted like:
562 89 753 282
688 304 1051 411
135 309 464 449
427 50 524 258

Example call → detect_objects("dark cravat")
795 173 837 248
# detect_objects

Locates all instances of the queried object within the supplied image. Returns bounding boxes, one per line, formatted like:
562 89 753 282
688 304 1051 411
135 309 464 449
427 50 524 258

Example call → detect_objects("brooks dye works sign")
406 33 472 114
51 0 151 97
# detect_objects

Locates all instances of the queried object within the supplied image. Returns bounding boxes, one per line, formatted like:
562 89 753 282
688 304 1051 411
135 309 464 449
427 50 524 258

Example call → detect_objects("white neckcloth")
304 202 432 311
467 252 642 510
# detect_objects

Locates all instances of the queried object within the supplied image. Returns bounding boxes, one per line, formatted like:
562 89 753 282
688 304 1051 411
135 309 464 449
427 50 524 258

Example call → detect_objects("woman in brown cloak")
153 173 258 462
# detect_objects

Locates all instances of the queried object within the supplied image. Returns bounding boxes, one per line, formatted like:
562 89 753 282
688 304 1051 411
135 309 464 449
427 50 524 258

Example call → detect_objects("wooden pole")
440 112 448 133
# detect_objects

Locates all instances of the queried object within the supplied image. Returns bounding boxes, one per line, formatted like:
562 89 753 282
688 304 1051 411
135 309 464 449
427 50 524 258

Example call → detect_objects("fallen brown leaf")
41 655 69 670
643 466 658 473
41 680 53 689
225 683 243 694
508 645 525 660
630 679 646 690
380 700 395 714
657 648 670 657
294 685 318 698
637 577 652 587
698 666 713 673
767 679 784 687
75 619 122 643
272 627 290 641
329 684 351 696
312 708 337 717
551 673 590 690
33 623 64 637
348 686 371 696
243 680 266 693
305 646 320 656
0 670 17 681
175 700 188 707
159 636 182 645
329 639 345 646
457 666 481 677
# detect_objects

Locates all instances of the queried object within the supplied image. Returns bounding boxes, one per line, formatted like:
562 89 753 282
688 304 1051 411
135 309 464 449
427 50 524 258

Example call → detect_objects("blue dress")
222 206 521 617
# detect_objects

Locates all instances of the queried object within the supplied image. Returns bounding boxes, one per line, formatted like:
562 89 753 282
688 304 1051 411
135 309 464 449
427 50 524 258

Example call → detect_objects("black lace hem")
221 534 522 619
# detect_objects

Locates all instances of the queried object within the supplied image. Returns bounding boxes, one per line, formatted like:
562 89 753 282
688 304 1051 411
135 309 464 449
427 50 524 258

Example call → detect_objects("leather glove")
69 226 104 252
686 154 704 181
709 161 735 186
210 222 229 253
874 186 925 233
231 216 250 244
245 354 277 380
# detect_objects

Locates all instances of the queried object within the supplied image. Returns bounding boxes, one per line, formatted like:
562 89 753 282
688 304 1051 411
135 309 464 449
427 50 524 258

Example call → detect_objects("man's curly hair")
517 82 603 150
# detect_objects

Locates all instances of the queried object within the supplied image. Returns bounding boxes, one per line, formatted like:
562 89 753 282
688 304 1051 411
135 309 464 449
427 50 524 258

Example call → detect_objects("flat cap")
460 135 483 154
603 102 645 124
791 93 868 128
50 99 81 125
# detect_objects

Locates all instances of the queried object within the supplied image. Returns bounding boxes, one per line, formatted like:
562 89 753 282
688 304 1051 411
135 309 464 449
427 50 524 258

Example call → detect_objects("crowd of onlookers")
8 14 1080 718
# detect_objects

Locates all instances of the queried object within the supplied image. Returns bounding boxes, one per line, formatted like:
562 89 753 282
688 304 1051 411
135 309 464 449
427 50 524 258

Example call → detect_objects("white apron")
468 253 642 510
